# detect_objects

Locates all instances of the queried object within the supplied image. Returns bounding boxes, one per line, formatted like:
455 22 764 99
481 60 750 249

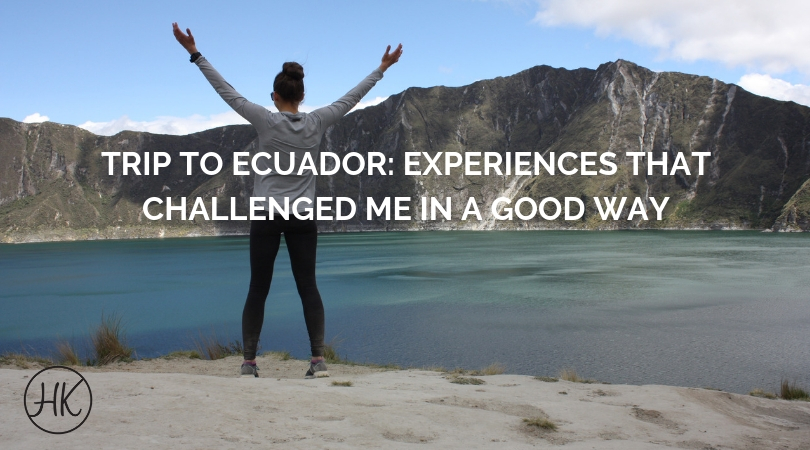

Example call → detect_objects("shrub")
90 312 132 365
781 379 810 401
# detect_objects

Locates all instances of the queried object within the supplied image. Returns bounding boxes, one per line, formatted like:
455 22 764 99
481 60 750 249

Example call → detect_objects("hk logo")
24 366 93 434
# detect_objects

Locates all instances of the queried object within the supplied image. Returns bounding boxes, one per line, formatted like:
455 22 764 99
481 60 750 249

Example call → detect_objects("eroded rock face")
2 59 810 241
772 179 810 231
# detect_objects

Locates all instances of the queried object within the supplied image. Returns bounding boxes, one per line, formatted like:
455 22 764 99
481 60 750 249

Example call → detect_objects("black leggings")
242 214 324 360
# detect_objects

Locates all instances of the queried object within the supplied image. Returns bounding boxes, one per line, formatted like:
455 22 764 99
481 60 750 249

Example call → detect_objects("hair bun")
282 62 304 81
274 62 305 102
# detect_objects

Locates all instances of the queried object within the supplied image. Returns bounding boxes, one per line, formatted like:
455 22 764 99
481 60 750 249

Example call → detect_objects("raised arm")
172 23 266 126
313 44 403 131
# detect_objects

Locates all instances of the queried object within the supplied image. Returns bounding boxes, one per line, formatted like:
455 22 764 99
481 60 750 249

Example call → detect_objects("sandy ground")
2 354 809 449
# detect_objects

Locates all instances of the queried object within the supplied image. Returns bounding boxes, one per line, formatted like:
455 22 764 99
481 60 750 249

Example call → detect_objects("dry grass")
559 368 599 384
534 376 559 382
470 363 506 376
559 368 582 382
265 350 293 361
442 364 505 377
523 417 557 430
319 340 401 369
420 365 448 373
449 376 485 385
363 361 402 370
162 350 202 360
331 380 353 387
781 379 810 401
90 312 133 365
0 352 52 368
55 340 81 366
749 388 777 400
193 331 243 360
323 340 346 364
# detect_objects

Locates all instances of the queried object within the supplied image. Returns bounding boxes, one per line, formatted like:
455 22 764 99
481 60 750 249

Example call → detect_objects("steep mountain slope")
0 120 258 240
2 60 809 241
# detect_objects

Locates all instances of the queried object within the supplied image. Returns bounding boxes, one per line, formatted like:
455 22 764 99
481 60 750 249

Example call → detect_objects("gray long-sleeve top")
194 56 383 213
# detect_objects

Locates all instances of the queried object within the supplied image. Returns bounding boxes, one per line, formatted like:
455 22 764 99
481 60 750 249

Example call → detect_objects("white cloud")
738 74 810 107
23 113 50 123
77 97 389 136
534 0 810 74
349 96 389 113
78 110 249 136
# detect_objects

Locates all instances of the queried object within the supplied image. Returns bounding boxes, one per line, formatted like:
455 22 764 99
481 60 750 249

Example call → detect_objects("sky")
2 0 810 136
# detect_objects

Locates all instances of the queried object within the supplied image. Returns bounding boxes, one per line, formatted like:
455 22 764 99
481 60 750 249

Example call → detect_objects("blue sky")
2 0 809 135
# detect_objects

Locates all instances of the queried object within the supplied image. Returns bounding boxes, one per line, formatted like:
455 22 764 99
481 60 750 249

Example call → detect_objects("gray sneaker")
304 360 329 379
240 362 259 378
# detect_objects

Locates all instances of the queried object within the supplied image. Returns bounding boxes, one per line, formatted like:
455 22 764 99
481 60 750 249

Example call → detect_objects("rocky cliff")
2 59 810 242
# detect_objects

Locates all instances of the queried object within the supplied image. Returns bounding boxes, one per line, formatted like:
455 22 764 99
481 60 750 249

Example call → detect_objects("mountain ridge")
2 59 810 242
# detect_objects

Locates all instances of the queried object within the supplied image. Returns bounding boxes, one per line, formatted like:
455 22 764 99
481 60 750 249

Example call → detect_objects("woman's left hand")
172 22 198 55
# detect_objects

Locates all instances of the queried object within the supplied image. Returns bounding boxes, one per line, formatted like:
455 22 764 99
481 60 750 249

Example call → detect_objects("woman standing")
172 23 402 378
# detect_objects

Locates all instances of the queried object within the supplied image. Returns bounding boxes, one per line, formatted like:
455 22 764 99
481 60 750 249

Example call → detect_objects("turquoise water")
1 231 809 393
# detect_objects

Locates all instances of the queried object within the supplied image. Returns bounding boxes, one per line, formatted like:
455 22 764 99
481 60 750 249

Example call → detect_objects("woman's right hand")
379 44 403 73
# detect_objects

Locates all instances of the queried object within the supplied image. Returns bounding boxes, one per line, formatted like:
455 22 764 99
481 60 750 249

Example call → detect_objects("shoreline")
0 224 798 245
2 340 804 399
2 354 809 448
